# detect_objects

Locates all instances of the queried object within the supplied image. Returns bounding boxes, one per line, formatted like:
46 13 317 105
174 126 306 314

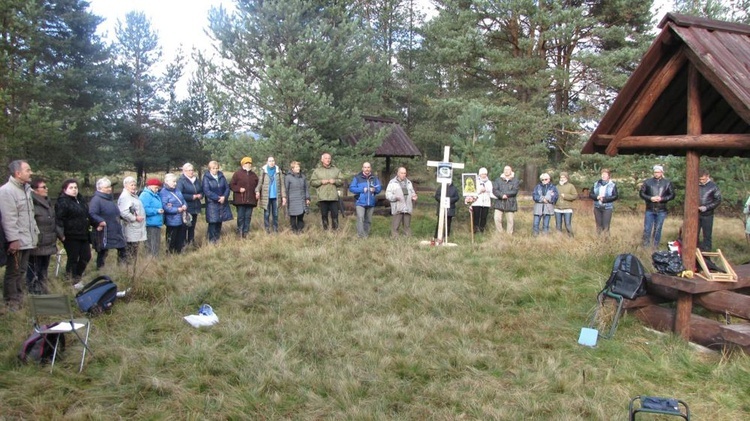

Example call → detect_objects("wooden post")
682 63 702 273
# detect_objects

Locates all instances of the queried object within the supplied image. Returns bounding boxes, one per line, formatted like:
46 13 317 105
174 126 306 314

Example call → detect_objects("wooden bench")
621 265 750 351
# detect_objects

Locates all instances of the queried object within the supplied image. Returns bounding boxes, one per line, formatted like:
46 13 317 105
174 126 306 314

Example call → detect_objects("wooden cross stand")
422 146 464 246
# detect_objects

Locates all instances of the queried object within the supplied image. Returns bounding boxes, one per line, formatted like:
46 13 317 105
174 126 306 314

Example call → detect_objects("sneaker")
116 288 131 298
73 281 84 290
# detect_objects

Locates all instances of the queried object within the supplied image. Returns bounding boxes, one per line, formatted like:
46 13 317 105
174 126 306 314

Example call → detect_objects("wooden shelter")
583 14 750 350
342 116 421 178
582 13 750 270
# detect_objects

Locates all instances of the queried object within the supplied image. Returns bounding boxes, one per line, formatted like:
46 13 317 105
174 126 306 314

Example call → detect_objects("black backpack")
603 254 649 300
75 275 118 315
18 323 67 364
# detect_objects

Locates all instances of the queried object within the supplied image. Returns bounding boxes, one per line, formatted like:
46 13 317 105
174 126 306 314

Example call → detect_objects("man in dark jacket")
698 169 722 251
639 165 676 248
434 181 459 239
230 157 259 238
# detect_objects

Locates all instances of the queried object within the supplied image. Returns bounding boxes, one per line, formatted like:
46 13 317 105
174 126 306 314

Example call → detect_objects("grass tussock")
2 203 750 419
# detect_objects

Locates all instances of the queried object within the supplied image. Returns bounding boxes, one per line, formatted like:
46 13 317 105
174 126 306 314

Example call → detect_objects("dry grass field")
1 199 749 419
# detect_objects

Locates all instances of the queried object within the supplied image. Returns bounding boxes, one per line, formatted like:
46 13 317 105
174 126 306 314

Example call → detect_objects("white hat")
653 165 664 173
478 167 488 175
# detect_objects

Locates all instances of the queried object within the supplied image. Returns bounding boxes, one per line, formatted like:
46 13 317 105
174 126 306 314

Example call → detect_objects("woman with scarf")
532 173 558 236
589 168 619 235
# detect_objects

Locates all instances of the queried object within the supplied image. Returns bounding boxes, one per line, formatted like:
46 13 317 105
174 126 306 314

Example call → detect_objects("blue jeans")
555 211 573 236
643 209 667 247
235 205 254 236
355 206 375 238
264 198 279 233
533 214 551 235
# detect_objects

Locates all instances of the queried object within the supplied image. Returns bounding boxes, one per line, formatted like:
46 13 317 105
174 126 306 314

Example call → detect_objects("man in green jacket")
310 152 343 230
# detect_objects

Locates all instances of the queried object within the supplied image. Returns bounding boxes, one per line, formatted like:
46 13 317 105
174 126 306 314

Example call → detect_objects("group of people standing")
458 165 578 237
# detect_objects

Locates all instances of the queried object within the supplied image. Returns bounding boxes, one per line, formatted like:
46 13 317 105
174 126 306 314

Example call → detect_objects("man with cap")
230 157 259 238
639 164 675 248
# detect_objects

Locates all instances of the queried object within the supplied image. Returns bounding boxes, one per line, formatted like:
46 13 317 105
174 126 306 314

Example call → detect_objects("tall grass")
1 200 750 419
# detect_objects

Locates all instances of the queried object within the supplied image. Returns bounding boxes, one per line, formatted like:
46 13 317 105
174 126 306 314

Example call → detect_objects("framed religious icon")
462 173 478 197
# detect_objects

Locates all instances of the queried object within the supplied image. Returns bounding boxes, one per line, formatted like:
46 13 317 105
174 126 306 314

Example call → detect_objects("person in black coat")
89 177 126 270
202 161 233 243
55 178 92 284
177 163 203 247
434 182 460 239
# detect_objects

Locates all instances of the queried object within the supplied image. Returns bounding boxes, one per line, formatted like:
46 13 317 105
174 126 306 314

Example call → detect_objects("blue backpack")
75 275 118 314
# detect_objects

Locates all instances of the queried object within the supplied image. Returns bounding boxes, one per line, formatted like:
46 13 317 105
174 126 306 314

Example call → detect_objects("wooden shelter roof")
582 13 750 157
342 116 421 158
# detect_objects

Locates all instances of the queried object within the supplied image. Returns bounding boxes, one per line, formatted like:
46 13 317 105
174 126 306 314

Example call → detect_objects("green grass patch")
2 208 750 418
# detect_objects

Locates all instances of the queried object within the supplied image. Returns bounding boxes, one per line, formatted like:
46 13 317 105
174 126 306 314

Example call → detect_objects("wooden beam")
615 134 750 150
633 305 726 348
695 290 750 320
605 49 687 156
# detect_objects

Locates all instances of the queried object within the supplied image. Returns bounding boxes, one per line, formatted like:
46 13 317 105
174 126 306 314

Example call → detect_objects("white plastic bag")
183 304 219 327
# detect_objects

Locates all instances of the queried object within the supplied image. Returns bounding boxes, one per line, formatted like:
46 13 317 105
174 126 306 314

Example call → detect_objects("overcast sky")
86 0 673 97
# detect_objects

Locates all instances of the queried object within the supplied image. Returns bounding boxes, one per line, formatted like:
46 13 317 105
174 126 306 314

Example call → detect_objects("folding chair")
629 395 690 420
29 294 92 373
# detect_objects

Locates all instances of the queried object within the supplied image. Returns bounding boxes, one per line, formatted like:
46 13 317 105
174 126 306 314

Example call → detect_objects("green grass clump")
1 204 750 419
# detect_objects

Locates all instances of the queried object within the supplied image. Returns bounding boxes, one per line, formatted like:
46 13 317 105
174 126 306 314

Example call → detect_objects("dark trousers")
185 213 198 245
698 214 714 251
290 214 305 233
594 207 613 234
318 200 339 230
207 222 222 243
63 238 91 280
123 242 140 264
4 249 30 307
235 206 254 236
166 224 186 253
473 206 489 233
96 248 126 269
26 254 51 295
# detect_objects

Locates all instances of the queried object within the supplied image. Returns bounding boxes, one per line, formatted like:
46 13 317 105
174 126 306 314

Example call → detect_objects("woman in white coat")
118 176 146 264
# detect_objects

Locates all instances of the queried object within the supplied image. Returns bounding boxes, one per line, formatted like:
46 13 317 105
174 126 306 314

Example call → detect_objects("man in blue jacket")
349 162 382 238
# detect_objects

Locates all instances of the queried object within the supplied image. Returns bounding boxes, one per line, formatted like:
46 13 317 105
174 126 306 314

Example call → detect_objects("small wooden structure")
342 116 421 178
582 13 750 271
583 14 750 350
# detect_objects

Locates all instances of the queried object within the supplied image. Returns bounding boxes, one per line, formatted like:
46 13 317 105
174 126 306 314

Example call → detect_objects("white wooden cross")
427 146 465 244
